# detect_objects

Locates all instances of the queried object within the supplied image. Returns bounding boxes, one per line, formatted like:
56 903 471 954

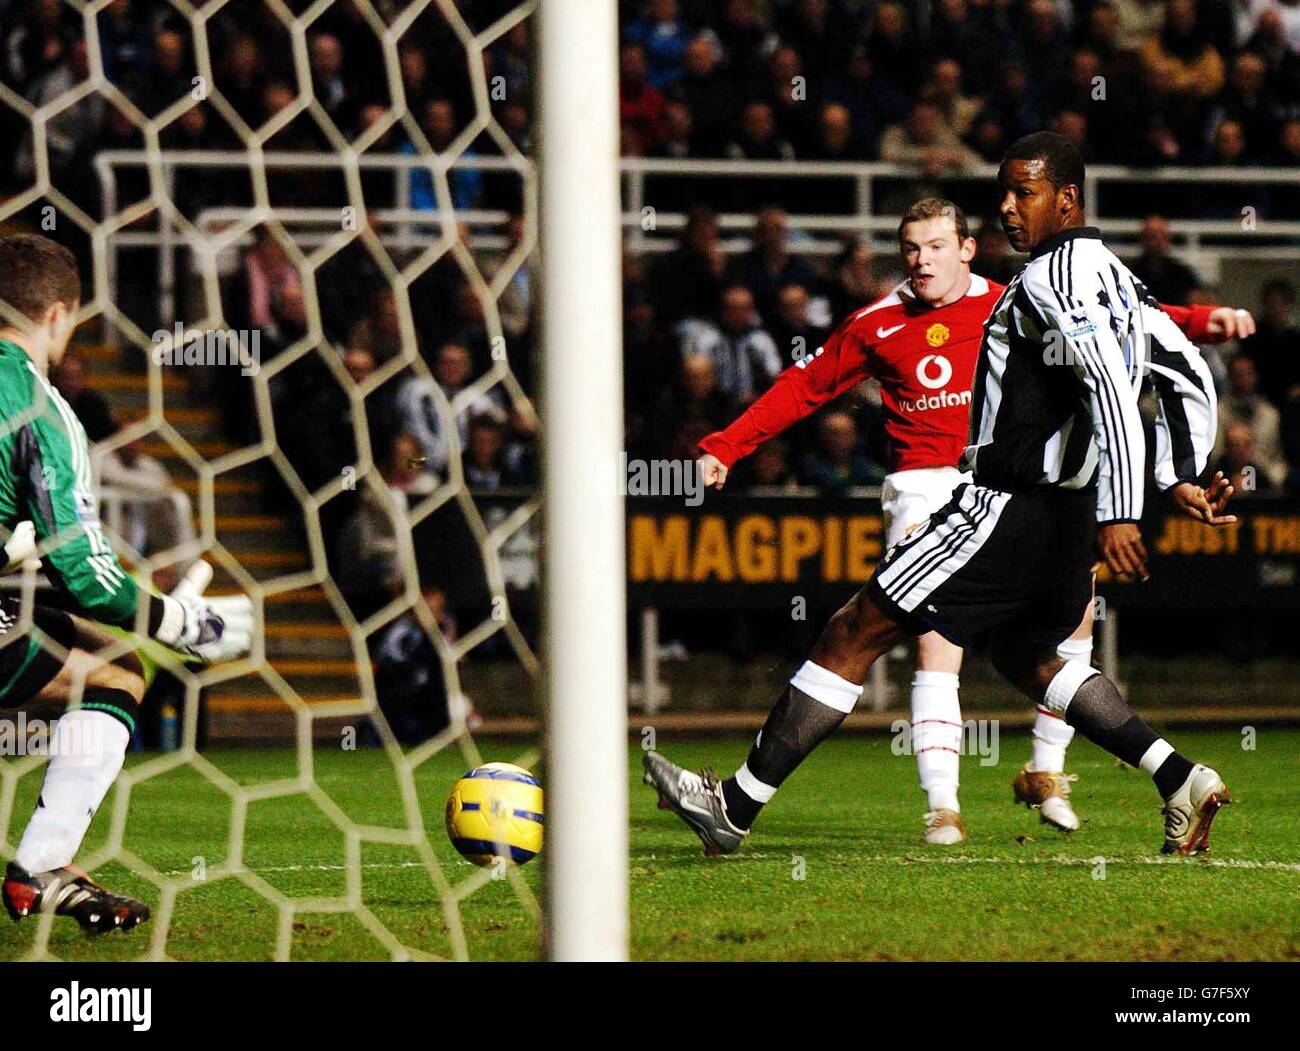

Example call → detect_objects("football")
445 762 544 867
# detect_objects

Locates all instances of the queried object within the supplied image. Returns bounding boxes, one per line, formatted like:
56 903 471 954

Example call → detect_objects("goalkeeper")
0 234 252 933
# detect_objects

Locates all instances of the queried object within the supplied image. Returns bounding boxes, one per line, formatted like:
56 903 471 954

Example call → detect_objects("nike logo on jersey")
876 324 906 339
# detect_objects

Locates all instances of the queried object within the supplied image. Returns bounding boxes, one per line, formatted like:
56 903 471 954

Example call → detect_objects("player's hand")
1096 522 1149 582
154 561 254 664
1171 471 1236 526
2 520 36 573
1204 307 1256 342
697 453 728 490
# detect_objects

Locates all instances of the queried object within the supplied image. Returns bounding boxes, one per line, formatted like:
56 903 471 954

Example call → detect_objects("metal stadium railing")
94 152 1300 327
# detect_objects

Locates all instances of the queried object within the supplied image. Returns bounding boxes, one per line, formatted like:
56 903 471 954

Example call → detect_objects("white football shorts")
880 466 973 550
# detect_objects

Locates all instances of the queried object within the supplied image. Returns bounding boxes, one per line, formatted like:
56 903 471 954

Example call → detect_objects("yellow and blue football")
445 762 544 866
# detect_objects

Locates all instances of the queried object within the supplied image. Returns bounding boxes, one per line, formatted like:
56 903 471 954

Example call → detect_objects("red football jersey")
699 273 1213 475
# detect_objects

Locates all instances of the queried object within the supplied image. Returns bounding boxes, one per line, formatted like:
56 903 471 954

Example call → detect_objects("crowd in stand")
5 0 1300 178
617 0 1300 175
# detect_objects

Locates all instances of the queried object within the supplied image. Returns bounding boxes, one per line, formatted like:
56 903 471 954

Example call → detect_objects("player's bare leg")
1013 602 1091 832
991 638 1229 855
912 631 966 844
644 587 912 855
4 616 151 933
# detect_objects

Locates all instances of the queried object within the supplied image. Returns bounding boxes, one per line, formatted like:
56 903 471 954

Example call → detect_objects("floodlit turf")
1 729 1296 961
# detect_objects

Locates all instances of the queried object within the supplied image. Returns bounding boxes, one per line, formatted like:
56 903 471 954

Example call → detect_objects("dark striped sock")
1062 676 1196 797
722 680 851 831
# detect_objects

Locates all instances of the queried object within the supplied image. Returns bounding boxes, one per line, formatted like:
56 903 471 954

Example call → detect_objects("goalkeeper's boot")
923 808 966 845
642 751 747 857
1012 764 1081 832
1161 764 1230 855
3 862 150 934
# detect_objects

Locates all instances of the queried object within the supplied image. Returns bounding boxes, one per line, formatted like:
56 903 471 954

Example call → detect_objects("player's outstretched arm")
18 412 252 664
1158 301 1257 344
150 560 254 665
1200 307 1256 341
1141 303 1221 496
1141 299 1239 530
696 317 873 476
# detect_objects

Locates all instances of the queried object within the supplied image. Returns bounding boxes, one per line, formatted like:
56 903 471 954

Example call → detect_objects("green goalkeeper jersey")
0 338 138 627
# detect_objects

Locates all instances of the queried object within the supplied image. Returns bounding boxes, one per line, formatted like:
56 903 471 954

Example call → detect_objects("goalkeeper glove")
152 561 254 664
2 520 37 574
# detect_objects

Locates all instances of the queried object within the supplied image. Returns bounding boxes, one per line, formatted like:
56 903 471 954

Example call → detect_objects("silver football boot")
642 751 748 856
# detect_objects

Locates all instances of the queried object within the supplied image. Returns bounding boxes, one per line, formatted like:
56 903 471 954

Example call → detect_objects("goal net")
0 0 572 961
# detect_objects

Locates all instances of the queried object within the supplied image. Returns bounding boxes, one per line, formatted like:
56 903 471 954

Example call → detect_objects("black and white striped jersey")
960 226 1217 523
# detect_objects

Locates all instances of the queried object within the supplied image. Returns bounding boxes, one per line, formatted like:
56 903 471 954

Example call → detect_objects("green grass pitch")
1 728 1296 961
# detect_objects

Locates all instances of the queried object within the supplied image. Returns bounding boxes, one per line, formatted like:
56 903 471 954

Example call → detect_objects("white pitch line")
158 854 1300 878
874 854 1300 873
633 852 1300 873
161 860 459 878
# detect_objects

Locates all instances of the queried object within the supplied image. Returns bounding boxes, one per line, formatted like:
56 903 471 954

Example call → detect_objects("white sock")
1138 739 1175 776
1030 706 1075 773
911 670 961 812
16 710 130 874
1031 635 1090 772
734 761 777 805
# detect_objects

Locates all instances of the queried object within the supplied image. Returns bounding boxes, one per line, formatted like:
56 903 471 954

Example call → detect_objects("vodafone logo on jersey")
900 353 971 413
915 354 952 389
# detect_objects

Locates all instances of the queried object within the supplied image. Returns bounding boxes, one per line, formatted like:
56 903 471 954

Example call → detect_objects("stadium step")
74 343 138 373
89 372 187 393
206 514 286 532
203 699 374 742
227 550 307 569
84 384 151 411
197 514 301 554
206 694 365 714
263 622 354 659
137 438 233 460
206 659 362 699
200 553 312 594
118 406 221 442
73 342 125 362
174 477 260 495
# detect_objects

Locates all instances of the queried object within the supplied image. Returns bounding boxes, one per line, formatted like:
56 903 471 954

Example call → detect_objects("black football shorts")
0 596 78 705
867 481 1097 652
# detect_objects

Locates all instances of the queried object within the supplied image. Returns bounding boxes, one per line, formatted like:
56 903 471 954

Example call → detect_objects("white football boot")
923 807 966 845
1012 764 1081 832
1161 763 1230 855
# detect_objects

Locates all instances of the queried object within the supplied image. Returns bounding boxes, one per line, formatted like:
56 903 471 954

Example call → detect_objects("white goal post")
538 0 629 960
